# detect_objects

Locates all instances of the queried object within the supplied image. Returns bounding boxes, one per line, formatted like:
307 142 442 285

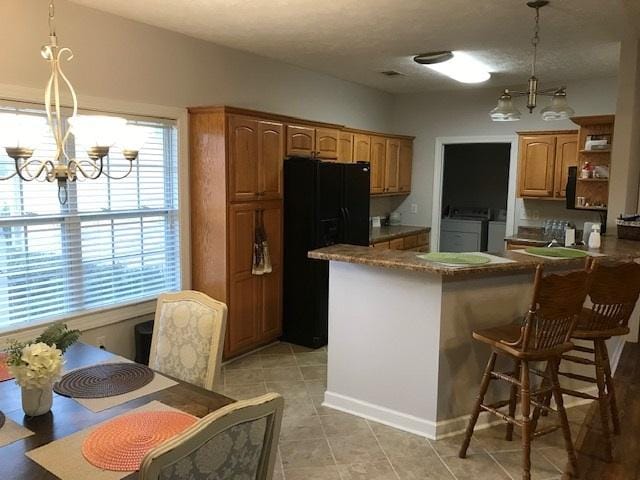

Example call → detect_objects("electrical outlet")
410 203 418 214
96 336 107 350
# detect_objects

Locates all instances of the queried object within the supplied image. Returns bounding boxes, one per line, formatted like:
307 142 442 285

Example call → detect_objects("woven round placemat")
82 411 197 471
54 363 155 399
0 410 5 430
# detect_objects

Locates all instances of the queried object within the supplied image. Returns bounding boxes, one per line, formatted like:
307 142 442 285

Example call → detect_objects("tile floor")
216 342 589 480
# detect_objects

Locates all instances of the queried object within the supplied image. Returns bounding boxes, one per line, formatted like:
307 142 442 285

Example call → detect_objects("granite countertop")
504 235 548 247
370 225 430 244
308 236 640 277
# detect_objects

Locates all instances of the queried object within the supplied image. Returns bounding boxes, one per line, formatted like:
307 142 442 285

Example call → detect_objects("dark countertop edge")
369 225 430 243
308 239 640 278
504 236 548 246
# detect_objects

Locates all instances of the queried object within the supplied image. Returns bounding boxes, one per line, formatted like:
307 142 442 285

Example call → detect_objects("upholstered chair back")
139 394 284 480
149 290 227 390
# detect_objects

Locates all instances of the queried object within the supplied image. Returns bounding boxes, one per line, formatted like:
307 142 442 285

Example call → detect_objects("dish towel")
252 210 272 275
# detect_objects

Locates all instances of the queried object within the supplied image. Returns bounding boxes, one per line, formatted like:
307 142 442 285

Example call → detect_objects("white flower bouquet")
8 342 63 389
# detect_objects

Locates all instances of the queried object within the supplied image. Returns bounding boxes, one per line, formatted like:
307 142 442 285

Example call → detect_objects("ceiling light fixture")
414 51 491 84
489 0 574 122
0 0 147 204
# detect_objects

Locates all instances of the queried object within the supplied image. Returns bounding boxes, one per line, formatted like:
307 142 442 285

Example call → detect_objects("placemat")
417 252 516 268
525 247 588 258
62 356 179 413
0 415 35 448
0 352 13 382
514 248 605 260
54 363 155 399
26 401 193 480
418 252 491 265
82 410 197 471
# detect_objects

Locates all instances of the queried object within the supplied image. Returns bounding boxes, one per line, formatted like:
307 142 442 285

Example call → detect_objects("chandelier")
0 0 147 204
489 1 575 122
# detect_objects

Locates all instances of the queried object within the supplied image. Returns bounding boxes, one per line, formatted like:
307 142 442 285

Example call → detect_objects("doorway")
431 136 518 252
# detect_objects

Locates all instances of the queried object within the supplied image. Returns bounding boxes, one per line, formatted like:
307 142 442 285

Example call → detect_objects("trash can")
134 320 154 365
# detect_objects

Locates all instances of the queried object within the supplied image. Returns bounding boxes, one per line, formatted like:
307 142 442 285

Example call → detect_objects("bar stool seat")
572 308 630 338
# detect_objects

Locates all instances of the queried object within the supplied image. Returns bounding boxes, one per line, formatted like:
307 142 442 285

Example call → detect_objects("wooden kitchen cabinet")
353 134 371 162
384 138 400 193
554 134 578 198
338 131 354 163
370 136 413 196
398 139 413 193
229 116 284 202
286 124 338 159
517 131 578 199
370 135 387 194
370 230 430 251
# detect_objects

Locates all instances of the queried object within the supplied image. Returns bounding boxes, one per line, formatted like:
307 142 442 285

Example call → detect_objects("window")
0 103 180 331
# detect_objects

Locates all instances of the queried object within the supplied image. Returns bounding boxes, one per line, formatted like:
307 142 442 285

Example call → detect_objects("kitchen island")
308 238 640 439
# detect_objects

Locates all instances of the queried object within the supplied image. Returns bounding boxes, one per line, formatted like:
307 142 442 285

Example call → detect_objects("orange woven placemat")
82 410 197 472
0 353 13 382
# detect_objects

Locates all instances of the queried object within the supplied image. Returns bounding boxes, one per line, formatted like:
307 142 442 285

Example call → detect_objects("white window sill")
0 299 157 346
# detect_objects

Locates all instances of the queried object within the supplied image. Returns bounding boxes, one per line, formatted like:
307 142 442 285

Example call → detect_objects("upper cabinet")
229 115 284 202
369 136 413 196
353 134 371 162
338 131 354 163
286 124 339 159
398 139 413 193
370 136 387 194
517 131 577 199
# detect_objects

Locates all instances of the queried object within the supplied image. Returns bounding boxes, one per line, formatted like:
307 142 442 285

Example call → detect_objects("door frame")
431 135 518 252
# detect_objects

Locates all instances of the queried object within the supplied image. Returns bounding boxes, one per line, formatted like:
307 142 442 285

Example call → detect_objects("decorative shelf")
579 149 611 153
577 178 609 182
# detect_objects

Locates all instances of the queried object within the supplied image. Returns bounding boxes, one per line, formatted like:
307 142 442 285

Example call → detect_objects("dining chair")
139 393 284 480
149 290 227 391
459 263 593 480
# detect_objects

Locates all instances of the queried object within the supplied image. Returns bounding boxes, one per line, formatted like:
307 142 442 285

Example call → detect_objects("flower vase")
21 385 53 416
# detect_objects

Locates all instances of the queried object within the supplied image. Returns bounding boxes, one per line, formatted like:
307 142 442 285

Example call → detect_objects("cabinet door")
369 136 386 194
287 124 315 157
337 131 353 163
554 134 578 198
398 139 413 193
258 121 284 200
518 135 556 197
229 116 259 202
353 134 371 162
389 238 404 250
259 202 282 339
316 128 339 159
384 138 400 193
228 204 260 355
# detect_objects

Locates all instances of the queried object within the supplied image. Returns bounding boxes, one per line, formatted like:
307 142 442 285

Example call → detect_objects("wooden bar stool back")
553 260 640 462
459 263 592 480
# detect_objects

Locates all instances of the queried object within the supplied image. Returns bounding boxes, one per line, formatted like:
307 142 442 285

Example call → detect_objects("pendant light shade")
489 91 522 122
540 89 575 121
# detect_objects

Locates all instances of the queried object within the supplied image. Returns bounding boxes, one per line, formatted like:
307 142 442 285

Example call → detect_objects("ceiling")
67 0 627 94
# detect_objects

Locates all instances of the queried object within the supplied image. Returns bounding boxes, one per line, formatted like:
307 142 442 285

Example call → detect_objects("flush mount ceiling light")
0 0 147 203
489 0 575 122
414 51 491 84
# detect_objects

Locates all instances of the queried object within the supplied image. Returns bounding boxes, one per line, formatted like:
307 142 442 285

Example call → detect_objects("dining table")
0 342 233 480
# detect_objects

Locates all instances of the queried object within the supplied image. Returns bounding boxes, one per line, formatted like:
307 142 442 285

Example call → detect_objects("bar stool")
459 264 593 480
534 260 640 462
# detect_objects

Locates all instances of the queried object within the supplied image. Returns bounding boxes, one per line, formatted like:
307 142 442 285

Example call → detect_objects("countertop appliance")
283 157 370 348
440 207 490 252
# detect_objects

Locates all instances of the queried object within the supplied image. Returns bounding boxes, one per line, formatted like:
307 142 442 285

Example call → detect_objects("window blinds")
0 105 180 331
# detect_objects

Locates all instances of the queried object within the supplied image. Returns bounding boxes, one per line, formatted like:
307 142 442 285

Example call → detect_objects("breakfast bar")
308 240 640 440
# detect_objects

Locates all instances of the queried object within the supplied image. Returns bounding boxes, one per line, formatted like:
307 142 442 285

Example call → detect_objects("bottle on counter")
564 223 576 247
588 223 601 249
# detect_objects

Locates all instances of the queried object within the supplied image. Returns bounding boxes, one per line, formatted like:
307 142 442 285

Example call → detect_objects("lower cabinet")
228 200 282 357
371 231 430 252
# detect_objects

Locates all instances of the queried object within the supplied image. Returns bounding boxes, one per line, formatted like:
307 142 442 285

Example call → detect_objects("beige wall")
0 0 393 131
609 33 640 226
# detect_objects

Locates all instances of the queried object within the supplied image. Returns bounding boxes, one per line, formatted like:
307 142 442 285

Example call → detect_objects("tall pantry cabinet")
189 107 283 359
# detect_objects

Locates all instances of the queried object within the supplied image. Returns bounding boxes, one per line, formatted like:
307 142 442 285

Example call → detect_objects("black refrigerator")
283 157 370 348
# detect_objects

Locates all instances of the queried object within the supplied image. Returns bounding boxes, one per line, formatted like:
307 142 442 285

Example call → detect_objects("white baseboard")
323 391 438 439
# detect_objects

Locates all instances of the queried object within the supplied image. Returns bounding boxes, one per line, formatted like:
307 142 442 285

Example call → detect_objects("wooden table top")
0 342 233 480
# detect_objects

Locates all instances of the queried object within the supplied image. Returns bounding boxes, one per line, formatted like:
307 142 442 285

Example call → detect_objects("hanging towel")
252 210 272 275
